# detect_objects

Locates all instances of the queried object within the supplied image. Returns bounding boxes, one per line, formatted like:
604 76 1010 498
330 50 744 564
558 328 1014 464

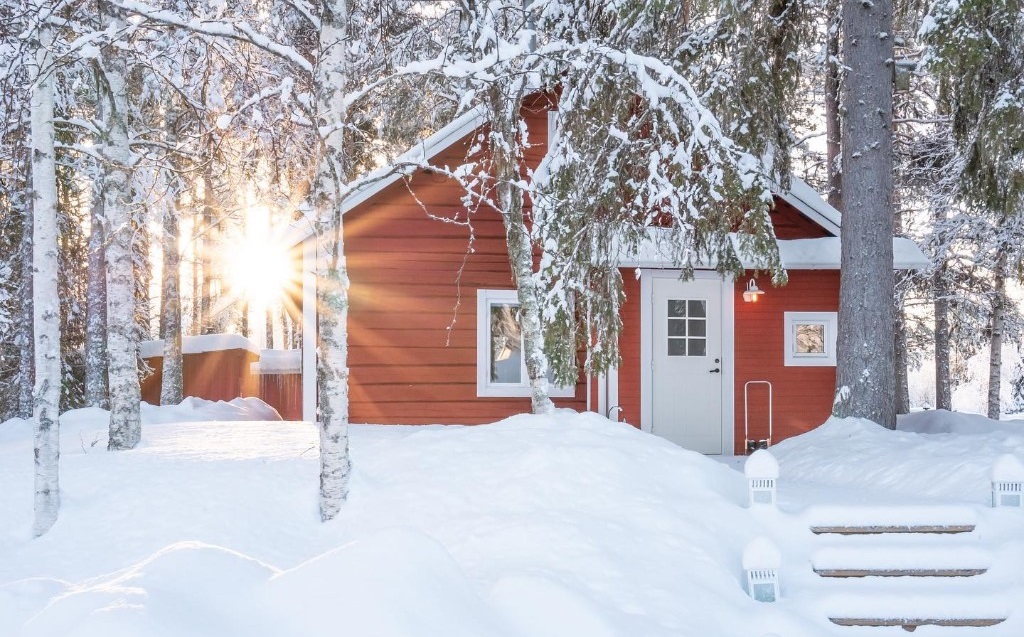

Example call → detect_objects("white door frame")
639 269 735 455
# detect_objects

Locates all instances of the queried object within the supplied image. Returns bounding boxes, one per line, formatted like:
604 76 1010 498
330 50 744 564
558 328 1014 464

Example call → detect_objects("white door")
651 276 723 454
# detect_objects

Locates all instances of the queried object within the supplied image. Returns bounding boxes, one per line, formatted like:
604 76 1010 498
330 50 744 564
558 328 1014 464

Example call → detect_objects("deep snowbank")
771 416 1024 503
2 409 1022 636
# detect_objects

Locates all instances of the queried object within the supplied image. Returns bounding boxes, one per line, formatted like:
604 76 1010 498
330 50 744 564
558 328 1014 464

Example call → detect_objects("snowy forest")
1 0 1023 533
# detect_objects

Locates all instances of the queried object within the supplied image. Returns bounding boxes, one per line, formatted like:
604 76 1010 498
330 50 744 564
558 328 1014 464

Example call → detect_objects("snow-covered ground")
1 404 1022 636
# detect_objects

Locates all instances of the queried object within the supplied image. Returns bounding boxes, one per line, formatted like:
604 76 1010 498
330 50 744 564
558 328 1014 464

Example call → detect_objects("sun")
227 211 295 309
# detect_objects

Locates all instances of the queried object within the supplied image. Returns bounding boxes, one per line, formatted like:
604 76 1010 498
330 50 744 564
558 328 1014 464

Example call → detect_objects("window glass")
795 323 826 354
490 304 522 383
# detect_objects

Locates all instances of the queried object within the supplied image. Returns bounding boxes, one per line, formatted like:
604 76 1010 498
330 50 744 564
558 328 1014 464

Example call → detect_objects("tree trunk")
200 166 215 334
488 87 555 416
894 306 910 414
85 188 108 408
314 0 352 522
30 18 61 537
160 197 183 405
17 204 35 419
824 0 843 211
987 253 1006 420
933 263 952 410
834 0 896 428
100 4 142 450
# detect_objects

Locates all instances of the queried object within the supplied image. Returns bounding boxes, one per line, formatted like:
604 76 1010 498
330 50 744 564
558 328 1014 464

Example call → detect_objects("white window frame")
783 311 837 367
476 289 575 398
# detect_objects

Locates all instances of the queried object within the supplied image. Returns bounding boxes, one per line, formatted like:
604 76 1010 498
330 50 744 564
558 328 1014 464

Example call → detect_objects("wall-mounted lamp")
742 279 765 303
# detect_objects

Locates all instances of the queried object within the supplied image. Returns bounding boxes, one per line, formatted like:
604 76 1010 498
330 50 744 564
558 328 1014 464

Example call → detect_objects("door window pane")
668 319 688 336
668 300 688 317
688 300 706 318
668 339 688 356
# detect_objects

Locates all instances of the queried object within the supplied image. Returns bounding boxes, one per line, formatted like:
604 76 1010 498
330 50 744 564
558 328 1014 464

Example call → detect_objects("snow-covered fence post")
743 537 781 602
745 449 779 507
990 455 1024 508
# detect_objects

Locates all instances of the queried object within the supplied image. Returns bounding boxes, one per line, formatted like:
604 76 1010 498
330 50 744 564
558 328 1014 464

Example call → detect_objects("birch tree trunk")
488 86 554 415
30 17 61 537
314 0 352 521
987 253 1007 420
933 263 952 410
85 190 109 408
17 206 35 419
100 4 142 450
833 0 896 428
160 196 183 405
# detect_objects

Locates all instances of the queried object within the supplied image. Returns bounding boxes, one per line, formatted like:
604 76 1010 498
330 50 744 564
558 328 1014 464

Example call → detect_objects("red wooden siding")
258 373 302 420
618 273 642 429
140 349 259 405
733 270 839 452
344 97 585 424
769 196 834 239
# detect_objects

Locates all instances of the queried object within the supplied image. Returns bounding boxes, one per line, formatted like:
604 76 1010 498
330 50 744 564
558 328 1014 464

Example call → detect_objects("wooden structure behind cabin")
140 335 259 406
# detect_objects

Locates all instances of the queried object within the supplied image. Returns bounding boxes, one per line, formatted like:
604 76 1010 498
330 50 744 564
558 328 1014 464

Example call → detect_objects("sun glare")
228 207 294 309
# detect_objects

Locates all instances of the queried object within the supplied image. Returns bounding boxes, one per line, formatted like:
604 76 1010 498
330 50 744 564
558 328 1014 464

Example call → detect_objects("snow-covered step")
813 545 991 578
806 505 976 535
820 592 1010 629
829 617 1005 628
811 524 975 535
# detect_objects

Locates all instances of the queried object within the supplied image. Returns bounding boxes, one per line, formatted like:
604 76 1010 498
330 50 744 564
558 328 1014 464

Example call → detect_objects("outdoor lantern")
742 278 765 303
745 449 779 507
743 537 781 603
990 454 1024 508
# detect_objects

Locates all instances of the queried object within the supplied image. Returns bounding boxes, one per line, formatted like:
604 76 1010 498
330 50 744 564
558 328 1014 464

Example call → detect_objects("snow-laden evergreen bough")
439 0 800 390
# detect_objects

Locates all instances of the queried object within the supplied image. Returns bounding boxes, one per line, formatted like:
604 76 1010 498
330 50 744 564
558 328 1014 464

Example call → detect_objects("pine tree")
833 0 897 428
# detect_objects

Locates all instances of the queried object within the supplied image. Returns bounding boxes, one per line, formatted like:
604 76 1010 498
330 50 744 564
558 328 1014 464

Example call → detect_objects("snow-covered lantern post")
743 537 781 602
745 449 779 507
990 454 1024 508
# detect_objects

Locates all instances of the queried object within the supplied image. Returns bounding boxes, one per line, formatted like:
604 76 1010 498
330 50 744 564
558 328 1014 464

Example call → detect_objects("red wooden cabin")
286 97 927 455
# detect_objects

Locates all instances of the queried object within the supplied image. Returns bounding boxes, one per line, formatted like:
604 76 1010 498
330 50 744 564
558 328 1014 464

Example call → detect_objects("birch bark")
314 0 352 521
100 4 142 450
85 191 108 408
17 205 34 418
30 16 61 537
160 196 183 405
488 86 554 415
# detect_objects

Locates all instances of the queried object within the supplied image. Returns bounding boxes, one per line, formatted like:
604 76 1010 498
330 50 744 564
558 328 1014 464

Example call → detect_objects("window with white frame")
477 289 575 397
783 312 837 367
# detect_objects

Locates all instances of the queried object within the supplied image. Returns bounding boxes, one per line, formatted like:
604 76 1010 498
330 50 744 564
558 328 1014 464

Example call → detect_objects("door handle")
709 368 721 374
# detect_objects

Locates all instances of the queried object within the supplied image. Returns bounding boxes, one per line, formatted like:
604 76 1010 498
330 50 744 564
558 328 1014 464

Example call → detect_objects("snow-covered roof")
617 231 929 270
139 334 261 359
733 236 930 270
287 108 487 244
251 349 302 374
774 178 842 237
